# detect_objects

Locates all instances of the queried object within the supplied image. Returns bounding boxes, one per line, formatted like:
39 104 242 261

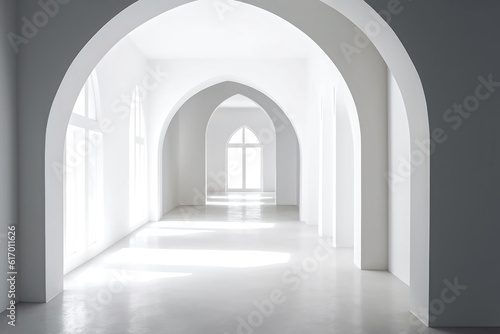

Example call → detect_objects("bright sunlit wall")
64 71 103 268
63 38 152 274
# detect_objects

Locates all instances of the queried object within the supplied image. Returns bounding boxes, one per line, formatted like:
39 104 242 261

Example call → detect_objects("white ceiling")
217 94 262 109
128 0 316 59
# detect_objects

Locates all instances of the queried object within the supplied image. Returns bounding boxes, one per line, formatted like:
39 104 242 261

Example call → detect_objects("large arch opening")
38 0 430 325
160 83 302 215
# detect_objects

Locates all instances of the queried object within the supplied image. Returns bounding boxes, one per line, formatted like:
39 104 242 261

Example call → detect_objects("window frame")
226 126 264 192
63 70 103 260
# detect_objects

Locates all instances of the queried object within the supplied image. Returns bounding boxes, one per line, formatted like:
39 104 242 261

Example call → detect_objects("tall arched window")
64 71 103 259
227 126 263 191
129 85 148 225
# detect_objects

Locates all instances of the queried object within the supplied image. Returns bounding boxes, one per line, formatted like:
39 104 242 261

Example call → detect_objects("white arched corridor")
8 0 435 332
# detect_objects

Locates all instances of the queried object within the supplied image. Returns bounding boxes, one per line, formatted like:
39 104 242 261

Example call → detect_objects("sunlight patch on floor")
105 248 291 268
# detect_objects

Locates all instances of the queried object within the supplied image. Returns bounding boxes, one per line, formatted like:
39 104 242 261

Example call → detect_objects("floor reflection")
206 192 276 206
1 206 493 333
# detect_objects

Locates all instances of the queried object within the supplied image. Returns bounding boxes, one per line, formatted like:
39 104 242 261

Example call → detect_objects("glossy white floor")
1 205 498 333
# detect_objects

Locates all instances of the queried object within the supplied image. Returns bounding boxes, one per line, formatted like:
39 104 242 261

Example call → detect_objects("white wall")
388 70 410 285
335 90 356 248
206 107 276 193
305 54 338 235
162 114 179 214
64 37 150 273
305 52 358 250
0 0 17 313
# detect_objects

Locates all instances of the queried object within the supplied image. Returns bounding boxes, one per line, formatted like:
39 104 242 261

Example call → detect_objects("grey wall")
365 0 500 327
0 0 17 313
275 115 300 206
